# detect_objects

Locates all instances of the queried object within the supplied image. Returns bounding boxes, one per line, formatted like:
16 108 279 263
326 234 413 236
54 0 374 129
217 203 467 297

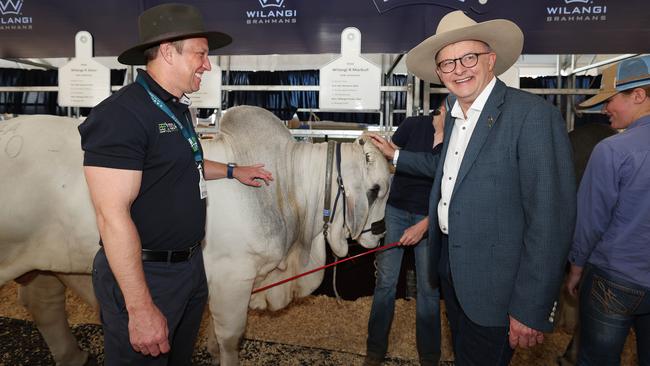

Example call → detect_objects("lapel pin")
487 116 494 128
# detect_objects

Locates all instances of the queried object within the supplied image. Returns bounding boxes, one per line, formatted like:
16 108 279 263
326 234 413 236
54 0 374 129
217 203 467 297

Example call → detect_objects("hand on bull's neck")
367 133 397 160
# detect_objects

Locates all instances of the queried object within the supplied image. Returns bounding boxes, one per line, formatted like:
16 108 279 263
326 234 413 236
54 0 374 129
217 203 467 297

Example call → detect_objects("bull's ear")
358 134 372 146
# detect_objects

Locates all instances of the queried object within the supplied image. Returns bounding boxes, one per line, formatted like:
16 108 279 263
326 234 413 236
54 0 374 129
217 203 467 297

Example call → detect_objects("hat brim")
405 19 523 84
118 31 232 65
578 89 617 110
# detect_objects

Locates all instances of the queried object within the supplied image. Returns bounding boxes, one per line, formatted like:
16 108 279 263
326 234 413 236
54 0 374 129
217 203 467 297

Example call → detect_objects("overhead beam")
0 58 57 70
570 54 640 75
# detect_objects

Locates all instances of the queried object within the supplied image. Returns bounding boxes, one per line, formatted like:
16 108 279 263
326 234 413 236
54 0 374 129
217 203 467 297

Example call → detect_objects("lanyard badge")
198 163 208 199
137 75 207 199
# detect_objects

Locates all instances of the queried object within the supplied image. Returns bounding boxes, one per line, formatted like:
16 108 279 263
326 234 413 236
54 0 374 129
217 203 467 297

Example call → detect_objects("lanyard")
136 74 203 164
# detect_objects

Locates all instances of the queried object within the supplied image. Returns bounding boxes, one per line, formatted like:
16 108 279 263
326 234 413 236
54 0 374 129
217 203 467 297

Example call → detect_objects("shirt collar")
626 114 650 130
450 76 497 120
137 69 177 104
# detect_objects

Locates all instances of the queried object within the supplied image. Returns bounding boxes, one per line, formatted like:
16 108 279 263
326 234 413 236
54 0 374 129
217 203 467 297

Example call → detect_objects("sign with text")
58 31 110 107
1 1 648 58
319 28 381 111
188 59 222 109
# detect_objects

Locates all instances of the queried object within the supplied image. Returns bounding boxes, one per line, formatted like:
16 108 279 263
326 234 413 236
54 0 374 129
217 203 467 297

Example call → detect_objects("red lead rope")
251 241 400 294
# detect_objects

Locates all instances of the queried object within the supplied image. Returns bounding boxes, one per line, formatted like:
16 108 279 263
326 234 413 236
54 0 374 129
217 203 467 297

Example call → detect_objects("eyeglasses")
437 52 491 73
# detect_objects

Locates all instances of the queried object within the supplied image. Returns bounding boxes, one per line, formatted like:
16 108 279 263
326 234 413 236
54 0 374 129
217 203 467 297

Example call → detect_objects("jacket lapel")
452 79 506 197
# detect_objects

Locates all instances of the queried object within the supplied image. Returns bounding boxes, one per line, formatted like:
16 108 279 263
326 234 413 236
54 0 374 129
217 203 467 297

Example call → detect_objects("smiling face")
602 87 650 129
435 40 497 112
602 92 635 129
165 37 211 96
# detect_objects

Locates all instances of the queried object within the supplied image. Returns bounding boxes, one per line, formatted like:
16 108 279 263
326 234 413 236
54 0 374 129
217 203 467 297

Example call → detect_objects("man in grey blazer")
370 11 576 365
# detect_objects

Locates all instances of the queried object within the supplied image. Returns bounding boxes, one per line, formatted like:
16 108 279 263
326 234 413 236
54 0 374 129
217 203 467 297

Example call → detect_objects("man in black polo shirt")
79 4 273 365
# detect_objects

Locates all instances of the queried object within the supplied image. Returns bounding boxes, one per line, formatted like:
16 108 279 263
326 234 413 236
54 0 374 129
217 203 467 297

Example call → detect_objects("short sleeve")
78 103 148 171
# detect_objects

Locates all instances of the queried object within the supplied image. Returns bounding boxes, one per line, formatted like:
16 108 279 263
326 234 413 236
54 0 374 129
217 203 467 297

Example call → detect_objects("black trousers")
440 235 514 366
93 247 208 366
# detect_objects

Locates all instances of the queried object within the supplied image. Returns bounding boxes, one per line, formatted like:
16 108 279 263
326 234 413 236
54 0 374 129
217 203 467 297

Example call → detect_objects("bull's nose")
370 219 386 235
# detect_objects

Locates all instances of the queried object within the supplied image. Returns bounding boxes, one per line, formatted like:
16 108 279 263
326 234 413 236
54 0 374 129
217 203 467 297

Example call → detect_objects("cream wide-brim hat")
406 11 524 84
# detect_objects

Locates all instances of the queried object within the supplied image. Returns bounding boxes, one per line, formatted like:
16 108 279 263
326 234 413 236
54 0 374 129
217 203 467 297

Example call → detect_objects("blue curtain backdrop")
0 68 608 127
224 70 406 125
225 70 319 121
520 75 610 127
0 68 61 115
0 69 126 115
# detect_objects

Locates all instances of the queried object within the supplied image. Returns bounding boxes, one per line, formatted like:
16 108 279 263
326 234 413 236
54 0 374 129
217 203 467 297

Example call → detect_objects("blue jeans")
577 264 650 366
366 204 441 365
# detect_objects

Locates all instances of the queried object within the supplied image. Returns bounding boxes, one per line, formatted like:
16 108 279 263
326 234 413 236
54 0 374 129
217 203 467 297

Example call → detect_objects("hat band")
616 76 650 90
141 29 206 44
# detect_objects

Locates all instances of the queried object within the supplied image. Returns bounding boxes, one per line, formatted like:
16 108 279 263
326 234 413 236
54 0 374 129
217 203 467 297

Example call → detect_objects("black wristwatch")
226 162 236 179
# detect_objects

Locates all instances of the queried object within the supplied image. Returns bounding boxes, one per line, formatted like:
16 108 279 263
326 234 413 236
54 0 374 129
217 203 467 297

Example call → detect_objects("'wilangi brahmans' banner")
0 0 646 58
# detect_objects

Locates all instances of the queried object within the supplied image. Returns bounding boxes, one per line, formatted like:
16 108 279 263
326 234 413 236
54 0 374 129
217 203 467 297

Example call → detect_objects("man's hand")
566 264 583 298
128 303 170 356
367 133 398 160
234 163 273 187
399 218 429 246
508 316 544 349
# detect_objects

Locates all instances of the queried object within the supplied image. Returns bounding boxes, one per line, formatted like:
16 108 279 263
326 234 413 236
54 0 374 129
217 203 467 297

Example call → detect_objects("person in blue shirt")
364 104 445 366
567 54 650 366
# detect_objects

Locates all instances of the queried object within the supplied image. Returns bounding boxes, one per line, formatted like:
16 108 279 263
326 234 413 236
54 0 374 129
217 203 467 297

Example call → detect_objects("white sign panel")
188 58 222 108
58 31 110 108
319 27 381 110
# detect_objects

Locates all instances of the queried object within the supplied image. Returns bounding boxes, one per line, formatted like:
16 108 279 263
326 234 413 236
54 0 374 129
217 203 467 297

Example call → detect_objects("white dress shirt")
438 77 496 234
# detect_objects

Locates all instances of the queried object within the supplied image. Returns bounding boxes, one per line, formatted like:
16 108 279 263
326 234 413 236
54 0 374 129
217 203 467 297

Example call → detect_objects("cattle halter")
321 141 385 240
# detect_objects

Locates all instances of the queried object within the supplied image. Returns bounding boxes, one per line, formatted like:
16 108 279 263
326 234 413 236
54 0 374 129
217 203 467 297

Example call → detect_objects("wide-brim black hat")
118 3 232 65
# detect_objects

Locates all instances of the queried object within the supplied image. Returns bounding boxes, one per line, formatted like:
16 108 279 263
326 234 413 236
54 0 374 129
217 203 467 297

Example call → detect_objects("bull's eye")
365 152 372 163
367 184 380 206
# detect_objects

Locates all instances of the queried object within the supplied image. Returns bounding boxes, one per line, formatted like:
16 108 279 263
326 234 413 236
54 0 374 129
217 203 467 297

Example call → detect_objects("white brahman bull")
0 106 391 366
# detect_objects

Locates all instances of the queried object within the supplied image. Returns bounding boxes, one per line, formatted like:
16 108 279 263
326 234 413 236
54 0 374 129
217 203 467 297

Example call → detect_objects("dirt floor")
0 281 639 365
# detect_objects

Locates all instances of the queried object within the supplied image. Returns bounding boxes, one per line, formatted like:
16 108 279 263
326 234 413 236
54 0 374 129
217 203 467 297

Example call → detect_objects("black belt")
141 242 201 263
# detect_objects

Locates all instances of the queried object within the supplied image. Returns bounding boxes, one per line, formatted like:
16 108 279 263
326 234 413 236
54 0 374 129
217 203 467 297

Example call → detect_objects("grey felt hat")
118 3 232 65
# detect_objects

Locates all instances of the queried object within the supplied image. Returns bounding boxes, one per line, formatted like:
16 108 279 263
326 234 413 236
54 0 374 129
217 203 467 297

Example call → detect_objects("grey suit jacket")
398 79 576 332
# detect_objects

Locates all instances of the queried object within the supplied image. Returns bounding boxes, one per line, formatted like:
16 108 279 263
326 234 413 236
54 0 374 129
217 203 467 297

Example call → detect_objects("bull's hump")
219 106 292 144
